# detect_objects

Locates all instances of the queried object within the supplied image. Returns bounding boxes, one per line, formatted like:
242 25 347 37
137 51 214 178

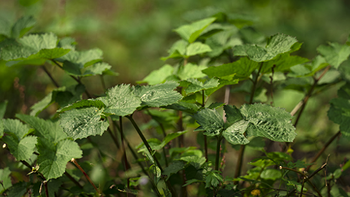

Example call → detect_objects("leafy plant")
1 12 350 197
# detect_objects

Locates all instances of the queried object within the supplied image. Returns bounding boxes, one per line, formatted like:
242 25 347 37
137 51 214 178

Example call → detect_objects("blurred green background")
1 0 350 192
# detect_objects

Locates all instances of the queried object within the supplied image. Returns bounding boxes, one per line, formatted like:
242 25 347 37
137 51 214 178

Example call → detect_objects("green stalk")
235 62 263 182
119 116 130 194
202 90 208 162
126 115 177 196
215 136 222 171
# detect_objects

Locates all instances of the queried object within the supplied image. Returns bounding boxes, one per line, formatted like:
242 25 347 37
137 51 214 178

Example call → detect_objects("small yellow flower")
251 189 261 196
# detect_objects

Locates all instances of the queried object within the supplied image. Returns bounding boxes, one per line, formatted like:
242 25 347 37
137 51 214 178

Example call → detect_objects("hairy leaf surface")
184 78 219 94
0 167 12 193
2 135 37 161
134 81 182 107
11 16 36 38
328 83 350 136
241 103 296 142
193 108 224 136
233 34 298 62
2 119 31 140
102 84 141 116
186 42 212 57
57 99 106 113
317 42 350 68
177 63 207 80
222 120 250 145
60 107 109 140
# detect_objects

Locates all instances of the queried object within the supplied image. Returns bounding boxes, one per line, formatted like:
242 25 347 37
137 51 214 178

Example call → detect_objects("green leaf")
0 33 70 62
186 42 212 57
233 33 298 62
193 108 224 136
2 135 37 161
162 161 186 180
15 115 82 180
134 81 182 107
57 48 103 67
2 119 31 140
161 40 188 60
177 63 207 80
224 105 243 126
4 182 27 197
137 64 174 85
241 103 296 142
82 62 112 77
174 17 216 43
317 42 350 68
11 16 36 38
202 57 259 79
101 84 141 116
222 120 250 145
16 114 67 143
205 171 223 188
57 99 106 113
260 169 282 180
328 83 350 137
165 101 200 114
184 78 219 94
0 167 12 194
60 107 109 140
37 138 82 180
138 131 187 152
179 150 206 167
261 54 309 74
0 17 11 37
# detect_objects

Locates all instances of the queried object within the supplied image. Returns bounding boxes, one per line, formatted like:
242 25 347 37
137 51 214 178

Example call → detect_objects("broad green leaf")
101 84 141 116
161 40 188 60
202 57 259 79
4 182 27 197
57 99 106 113
2 119 30 140
37 138 82 180
0 167 12 193
60 107 109 140
261 53 309 74
222 120 250 145
241 103 296 142
204 78 239 97
0 33 70 62
184 78 219 94
137 64 174 85
16 114 67 143
162 161 186 180
260 169 282 180
2 135 37 161
165 101 200 114
317 42 350 68
175 17 216 43
30 92 54 116
233 33 298 62
179 149 206 167
57 48 103 67
177 63 207 80
134 81 182 107
193 108 224 136
186 42 212 57
11 16 36 38
82 62 112 76
58 37 76 50
0 17 11 37
150 164 161 184
224 105 243 126
328 83 350 137
63 62 113 77
208 102 225 109
205 171 223 188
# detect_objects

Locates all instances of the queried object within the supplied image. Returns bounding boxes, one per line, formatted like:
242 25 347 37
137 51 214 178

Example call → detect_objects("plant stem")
215 136 222 171
64 171 83 189
107 127 120 149
119 116 130 194
41 65 59 88
234 63 263 182
44 181 49 197
71 158 99 195
127 115 176 196
201 90 208 162
306 131 341 171
292 65 331 127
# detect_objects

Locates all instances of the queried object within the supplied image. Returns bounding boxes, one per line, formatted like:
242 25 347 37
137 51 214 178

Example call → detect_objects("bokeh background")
1 0 350 194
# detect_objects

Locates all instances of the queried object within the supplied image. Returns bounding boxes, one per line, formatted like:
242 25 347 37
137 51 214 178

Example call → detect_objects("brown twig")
71 158 100 195
41 65 59 88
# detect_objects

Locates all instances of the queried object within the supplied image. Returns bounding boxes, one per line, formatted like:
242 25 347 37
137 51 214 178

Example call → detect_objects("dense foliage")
1 6 350 197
